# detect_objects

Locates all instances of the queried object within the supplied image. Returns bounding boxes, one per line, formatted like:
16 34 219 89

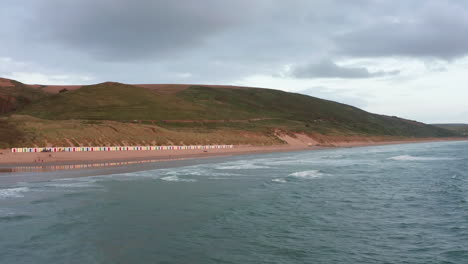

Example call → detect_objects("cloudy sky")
1 0 468 123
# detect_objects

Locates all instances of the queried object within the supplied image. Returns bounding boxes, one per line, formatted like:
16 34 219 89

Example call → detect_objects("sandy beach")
1 136 465 167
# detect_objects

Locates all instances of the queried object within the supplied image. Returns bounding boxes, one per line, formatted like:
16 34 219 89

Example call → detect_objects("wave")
164 169 205 176
0 212 33 222
90 165 241 182
321 154 344 159
217 164 269 170
388 155 456 161
271 178 287 183
160 176 197 182
46 181 100 189
160 167 241 179
288 170 324 179
0 208 32 222
0 187 30 199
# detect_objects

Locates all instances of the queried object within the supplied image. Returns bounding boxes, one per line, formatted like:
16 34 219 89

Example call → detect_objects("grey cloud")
335 1 468 59
2 0 468 83
291 60 399 79
28 0 265 61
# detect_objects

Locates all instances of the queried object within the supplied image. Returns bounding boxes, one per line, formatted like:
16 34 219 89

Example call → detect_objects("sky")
1 0 467 123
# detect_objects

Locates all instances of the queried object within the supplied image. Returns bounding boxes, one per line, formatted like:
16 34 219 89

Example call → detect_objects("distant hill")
0 78 47 114
433 124 468 136
0 77 459 148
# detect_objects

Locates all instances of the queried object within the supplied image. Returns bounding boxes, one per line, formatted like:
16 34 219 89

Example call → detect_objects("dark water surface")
1 141 467 263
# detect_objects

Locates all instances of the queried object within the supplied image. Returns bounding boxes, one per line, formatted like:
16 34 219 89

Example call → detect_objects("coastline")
1 137 466 167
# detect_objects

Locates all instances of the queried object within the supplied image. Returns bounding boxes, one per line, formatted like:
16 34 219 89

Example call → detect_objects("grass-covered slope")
1 115 282 148
433 124 468 136
19 82 204 120
18 83 455 138
0 78 457 147
0 78 47 114
177 86 454 137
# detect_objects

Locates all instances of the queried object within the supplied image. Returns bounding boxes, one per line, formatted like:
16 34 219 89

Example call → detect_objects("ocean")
1 141 467 264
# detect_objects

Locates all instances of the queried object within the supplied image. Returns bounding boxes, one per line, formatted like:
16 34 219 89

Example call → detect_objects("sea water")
1 141 467 263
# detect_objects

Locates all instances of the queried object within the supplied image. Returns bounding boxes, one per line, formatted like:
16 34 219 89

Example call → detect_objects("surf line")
5 157 196 173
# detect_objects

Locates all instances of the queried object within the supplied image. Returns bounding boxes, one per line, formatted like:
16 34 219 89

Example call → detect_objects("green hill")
0 78 47 114
18 82 454 137
0 78 458 148
19 82 202 120
433 124 468 136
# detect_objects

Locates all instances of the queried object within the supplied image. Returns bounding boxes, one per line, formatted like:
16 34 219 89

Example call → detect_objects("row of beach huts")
11 145 234 153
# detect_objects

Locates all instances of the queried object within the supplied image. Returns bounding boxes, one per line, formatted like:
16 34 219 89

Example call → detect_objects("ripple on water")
0 141 467 264
0 209 33 222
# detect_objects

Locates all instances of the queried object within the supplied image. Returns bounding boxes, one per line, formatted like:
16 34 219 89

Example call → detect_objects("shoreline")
1 137 466 168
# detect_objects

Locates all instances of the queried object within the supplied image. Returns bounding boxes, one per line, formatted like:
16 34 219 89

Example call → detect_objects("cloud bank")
1 0 468 122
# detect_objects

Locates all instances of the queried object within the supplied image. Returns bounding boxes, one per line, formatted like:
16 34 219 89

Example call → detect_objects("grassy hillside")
18 83 455 137
0 78 47 114
1 115 282 148
19 82 204 120
0 78 458 147
433 124 468 136
0 118 27 149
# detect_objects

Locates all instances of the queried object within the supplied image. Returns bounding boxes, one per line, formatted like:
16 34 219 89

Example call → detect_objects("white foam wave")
0 187 30 199
388 155 456 161
107 171 164 181
217 164 269 170
164 170 205 176
267 160 311 166
272 178 287 183
213 172 241 176
321 155 344 159
93 165 240 182
46 182 100 188
160 176 197 182
289 170 324 179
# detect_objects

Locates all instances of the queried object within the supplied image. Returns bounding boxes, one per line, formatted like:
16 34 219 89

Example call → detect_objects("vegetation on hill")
433 124 468 136
0 78 459 147
0 79 47 114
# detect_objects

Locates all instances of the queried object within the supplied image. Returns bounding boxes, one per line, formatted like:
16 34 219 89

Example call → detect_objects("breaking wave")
288 170 324 179
271 178 287 183
163 169 205 177
46 181 100 189
217 164 270 170
0 187 30 199
388 155 456 161
160 176 197 182
321 154 344 159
